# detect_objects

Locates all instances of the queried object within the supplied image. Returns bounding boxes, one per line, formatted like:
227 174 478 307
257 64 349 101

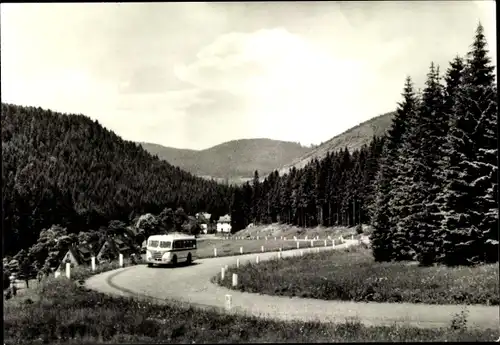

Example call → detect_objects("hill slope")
1 103 232 256
140 138 312 181
278 111 395 175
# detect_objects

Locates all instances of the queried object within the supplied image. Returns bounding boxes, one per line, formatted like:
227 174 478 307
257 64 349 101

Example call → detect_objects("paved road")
86 240 499 330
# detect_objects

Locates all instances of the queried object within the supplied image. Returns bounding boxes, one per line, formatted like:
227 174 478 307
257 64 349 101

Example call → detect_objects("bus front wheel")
171 255 177 267
186 253 192 265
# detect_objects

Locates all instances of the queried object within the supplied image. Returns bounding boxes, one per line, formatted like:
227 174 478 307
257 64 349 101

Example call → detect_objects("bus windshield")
159 241 171 248
148 240 159 248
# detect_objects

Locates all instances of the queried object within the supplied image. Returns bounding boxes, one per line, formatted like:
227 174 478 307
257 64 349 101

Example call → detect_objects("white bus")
145 233 197 267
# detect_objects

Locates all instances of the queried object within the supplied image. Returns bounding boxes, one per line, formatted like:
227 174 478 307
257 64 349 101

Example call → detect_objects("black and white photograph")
1 1 498 343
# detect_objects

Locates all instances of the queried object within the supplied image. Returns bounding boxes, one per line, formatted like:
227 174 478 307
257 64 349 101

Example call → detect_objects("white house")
216 214 231 233
196 212 212 234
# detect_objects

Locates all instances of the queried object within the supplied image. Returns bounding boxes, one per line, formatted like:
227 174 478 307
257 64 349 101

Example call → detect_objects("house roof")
218 214 231 223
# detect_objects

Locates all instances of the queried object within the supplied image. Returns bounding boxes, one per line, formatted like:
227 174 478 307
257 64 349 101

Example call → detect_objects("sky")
1 1 496 150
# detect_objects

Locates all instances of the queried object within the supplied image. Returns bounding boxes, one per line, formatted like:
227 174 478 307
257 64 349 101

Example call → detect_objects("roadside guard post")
225 294 232 310
232 273 238 287
91 256 96 271
65 262 71 279
119 253 124 267
214 248 217 257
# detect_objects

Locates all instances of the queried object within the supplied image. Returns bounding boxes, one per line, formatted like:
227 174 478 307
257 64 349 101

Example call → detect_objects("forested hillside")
2 104 232 256
278 111 395 175
140 138 312 181
231 23 498 267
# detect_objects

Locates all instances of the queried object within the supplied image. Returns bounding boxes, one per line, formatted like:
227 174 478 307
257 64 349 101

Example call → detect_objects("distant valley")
139 138 312 184
140 111 395 183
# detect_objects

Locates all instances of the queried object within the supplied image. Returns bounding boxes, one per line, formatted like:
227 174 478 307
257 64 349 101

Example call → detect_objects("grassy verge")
4 276 498 344
215 245 499 305
196 238 343 259
232 223 370 240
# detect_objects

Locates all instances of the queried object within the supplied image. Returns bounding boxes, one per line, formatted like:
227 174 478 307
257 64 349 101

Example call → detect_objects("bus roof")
147 233 196 241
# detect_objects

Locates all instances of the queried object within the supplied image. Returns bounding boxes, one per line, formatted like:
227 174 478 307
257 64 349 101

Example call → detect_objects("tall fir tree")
440 22 498 265
371 76 420 262
395 63 446 265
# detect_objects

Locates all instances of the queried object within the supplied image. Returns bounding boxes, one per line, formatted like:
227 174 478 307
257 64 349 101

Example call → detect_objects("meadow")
215 245 499 306
195 237 343 259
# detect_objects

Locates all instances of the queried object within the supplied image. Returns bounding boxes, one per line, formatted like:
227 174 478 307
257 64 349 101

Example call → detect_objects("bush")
4 269 11 290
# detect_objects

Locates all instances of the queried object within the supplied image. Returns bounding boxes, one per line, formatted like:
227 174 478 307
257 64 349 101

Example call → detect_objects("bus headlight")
162 252 171 261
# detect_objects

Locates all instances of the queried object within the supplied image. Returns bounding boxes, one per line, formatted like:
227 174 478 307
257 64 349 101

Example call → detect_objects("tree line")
2 104 233 256
230 23 498 266
230 136 385 232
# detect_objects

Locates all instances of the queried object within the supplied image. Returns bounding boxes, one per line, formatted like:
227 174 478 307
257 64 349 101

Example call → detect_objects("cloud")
175 28 383 144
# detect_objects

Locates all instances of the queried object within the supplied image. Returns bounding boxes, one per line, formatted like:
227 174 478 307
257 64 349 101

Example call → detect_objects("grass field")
4 275 498 344
232 223 370 240
195 238 342 259
216 245 499 306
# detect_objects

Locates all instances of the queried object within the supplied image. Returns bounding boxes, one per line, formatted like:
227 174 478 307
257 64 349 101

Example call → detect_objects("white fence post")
265 236 268 241
324 240 327 247
261 245 264 252
256 255 260 264
119 253 124 267
332 240 336 248
300 250 304 257
310 240 314 247
284 237 287 240
232 273 238 287
305 235 308 240
278 251 282 259
240 246 243 254
297 241 300 249
221 267 225 280
225 294 232 310
91 256 96 271
274 237 277 240
236 258 240 268
65 262 71 279
257 236 259 240
55 270 60 278
351 234 354 240
214 248 217 257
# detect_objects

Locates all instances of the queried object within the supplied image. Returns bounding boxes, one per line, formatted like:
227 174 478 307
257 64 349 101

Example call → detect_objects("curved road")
86 240 499 330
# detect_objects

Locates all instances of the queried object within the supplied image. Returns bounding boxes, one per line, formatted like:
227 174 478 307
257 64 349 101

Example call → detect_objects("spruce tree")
395 63 446 265
440 22 498 265
371 76 419 262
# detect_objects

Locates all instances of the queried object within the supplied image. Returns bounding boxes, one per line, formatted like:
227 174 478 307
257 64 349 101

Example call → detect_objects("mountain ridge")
140 111 395 182
277 111 396 175
140 138 312 182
